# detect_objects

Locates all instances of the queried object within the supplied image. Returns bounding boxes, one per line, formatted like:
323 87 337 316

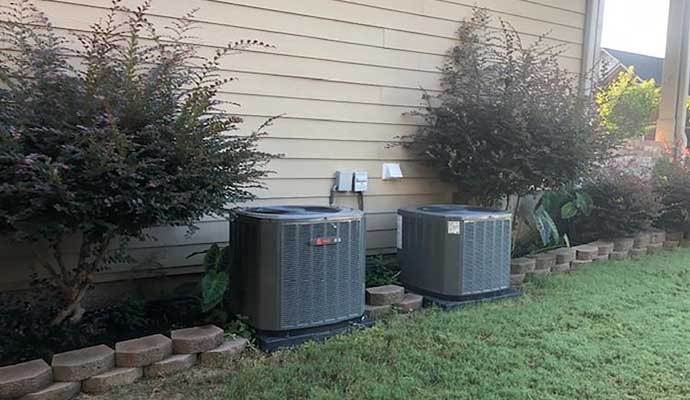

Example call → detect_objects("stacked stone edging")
0 359 52 399
2 325 248 399
364 285 423 318
509 229 690 288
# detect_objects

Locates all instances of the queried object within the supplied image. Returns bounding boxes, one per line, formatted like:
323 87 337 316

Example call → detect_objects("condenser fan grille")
461 218 512 294
280 220 363 329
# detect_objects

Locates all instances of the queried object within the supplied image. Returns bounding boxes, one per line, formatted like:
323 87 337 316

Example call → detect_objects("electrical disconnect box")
353 171 368 192
335 170 354 192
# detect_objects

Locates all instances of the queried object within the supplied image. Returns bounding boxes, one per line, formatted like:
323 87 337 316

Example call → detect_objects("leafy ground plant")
365 255 400 288
95 249 690 400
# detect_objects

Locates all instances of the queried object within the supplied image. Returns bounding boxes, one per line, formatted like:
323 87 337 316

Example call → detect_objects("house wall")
1 0 589 291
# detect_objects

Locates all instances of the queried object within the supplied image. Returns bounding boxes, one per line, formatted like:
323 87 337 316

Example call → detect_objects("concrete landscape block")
527 269 549 278
593 254 610 262
650 230 666 244
527 253 557 271
199 338 249 365
364 304 392 319
551 263 571 273
592 241 614 256
365 285 405 306
510 273 526 285
52 345 114 382
18 382 80 400
575 245 598 261
664 240 680 250
0 359 52 399
570 259 592 271
81 367 142 394
634 233 651 249
115 334 172 367
171 325 224 354
630 248 647 259
393 293 423 311
647 242 664 253
550 248 576 264
613 238 635 252
144 354 197 378
666 231 684 242
610 251 629 261
510 258 536 274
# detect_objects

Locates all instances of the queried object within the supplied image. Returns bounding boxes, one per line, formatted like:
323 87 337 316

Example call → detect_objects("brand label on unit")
447 220 461 235
396 215 403 249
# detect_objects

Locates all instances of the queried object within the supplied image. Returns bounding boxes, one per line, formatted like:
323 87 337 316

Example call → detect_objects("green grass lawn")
92 248 690 400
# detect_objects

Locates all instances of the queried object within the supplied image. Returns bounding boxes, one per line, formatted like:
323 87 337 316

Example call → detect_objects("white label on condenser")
448 221 461 235
396 215 403 249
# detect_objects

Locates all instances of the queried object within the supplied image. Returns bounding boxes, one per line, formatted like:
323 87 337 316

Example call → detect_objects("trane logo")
310 237 343 246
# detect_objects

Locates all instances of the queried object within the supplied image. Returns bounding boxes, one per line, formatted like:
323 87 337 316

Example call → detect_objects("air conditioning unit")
229 206 366 338
397 205 512 301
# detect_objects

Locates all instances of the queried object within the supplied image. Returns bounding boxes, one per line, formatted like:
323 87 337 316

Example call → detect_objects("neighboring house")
1 0 600 295
601 48 664 84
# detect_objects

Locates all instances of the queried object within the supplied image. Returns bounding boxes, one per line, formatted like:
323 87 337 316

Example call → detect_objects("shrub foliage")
653 156 690 234
0 1 275 324
404 9 611 204
572 167 660 241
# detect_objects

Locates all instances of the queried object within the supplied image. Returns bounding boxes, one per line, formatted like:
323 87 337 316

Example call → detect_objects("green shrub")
597 67 660 140
572 168 660 241
365 255 400 288
653 156 690 234
404 9 614 204
0 1 276 324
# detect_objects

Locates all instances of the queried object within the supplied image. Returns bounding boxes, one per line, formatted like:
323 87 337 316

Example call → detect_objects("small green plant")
225 318 255 341
193 244 231 313
534 184 593 246
365 255 400 288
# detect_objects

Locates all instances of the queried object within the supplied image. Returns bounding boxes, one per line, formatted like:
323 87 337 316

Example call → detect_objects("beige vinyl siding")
1 0 588 289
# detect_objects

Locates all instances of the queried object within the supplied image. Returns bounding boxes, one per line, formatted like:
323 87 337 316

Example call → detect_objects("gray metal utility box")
397 205 512 299
229 206 365 332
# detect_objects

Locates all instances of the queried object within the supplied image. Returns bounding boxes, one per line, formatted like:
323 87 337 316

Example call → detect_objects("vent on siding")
461 219 511 294
280 220 363 329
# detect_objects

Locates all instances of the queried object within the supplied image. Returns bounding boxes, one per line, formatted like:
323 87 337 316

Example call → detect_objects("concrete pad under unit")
18 382 80 400
115 334 172 367
171 325 224 354
81 367 142 394
199 338 249 365
52 345 114 382
366 285 404 306
0 359 52 399
144 354 197 378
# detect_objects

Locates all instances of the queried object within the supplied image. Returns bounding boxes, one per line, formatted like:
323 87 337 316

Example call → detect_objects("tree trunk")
51 285 88 325
47 231 115 326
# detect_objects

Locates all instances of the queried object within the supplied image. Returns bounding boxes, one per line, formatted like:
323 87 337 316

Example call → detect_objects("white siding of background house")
1 0 597 291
